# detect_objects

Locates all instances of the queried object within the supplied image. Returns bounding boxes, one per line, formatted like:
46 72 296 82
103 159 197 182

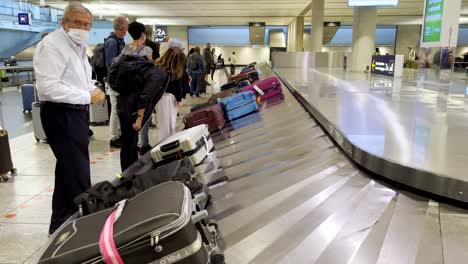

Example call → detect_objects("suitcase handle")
160 140 180 152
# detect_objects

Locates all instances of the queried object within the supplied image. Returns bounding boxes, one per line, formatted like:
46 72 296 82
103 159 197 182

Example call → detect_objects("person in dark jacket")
117 47 186 171
203 43 214 86
105 15 128 148
144 24 160 61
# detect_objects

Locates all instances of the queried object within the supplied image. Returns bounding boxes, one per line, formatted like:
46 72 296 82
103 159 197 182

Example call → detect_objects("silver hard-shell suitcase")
151 124 214 175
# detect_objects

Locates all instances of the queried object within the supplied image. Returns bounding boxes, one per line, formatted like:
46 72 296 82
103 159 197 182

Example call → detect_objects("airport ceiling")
31 0 468 26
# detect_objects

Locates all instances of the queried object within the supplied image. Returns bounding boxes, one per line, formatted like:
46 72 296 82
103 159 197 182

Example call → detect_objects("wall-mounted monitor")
348 0 399 7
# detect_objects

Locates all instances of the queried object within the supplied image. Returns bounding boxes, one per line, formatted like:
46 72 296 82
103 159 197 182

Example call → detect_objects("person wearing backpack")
102 16 128 148
187 46 206 97
109 47 186 171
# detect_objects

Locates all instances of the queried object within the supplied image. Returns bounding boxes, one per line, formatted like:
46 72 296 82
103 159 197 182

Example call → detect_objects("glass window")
188 26 250 46
329 26 353 45
458 26 468 45
376 26 397 45
327 26 396 46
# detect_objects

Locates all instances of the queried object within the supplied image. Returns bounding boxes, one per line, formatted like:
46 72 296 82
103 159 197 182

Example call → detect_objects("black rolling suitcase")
39 182 215 264
0 100 15 182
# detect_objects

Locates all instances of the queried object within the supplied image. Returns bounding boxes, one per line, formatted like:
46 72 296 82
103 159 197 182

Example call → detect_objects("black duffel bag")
75 157 201 216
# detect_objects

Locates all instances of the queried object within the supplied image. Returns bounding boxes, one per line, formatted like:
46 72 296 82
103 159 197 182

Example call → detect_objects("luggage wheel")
208 220 218 231
11 168 17 175
35 137 40 142
209 250 225 264
0 175 8 182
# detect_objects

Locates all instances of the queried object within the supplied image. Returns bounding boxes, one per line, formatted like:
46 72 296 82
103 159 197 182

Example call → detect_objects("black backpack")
107 55 155 96
91 35 118 76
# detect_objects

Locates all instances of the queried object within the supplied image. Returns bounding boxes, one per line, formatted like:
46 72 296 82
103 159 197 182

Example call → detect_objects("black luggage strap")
160 135 212 164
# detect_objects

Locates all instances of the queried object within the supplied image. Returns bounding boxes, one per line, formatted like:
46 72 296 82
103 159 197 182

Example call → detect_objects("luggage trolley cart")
0 99 16 182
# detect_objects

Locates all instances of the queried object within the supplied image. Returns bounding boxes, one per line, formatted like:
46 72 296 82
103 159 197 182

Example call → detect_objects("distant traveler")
156 45 188 141
123 21 154 157
144 24 160 61
187 46 206 97
33 2 106 236
229 52 237 75
211 48 217 81
105 15 128 148
374 48 381 56
203 43 214 86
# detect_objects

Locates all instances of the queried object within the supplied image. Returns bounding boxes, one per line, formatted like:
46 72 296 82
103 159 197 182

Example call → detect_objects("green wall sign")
423 0 445 43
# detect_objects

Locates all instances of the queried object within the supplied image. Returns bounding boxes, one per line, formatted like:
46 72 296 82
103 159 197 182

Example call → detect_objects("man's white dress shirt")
34 27 95 105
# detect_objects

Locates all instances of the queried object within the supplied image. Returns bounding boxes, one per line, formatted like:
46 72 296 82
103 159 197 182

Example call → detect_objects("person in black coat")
117 47 187 171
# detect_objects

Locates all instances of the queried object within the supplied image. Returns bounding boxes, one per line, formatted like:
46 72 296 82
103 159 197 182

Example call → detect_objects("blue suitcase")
21 84 34 113
219 91 258 121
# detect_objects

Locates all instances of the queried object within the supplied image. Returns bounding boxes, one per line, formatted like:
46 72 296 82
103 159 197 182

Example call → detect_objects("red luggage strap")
99 200 127 264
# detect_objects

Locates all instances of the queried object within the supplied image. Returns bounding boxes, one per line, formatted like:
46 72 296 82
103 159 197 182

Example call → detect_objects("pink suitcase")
240 76 283 101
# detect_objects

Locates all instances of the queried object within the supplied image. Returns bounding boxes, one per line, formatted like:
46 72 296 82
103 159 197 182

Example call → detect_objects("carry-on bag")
241 76 283 101
191 101 216 112
21 84 34 113
89 98 109 125
32 86 47 142
0 100 15 182
208 87 239 104
238 79 251 88
220 80 238 91
219 91 258 121
240 65 255 74
39 182 211 264
151 124 214 173
184 104 226 132
75 157 207 215
231 69 259 83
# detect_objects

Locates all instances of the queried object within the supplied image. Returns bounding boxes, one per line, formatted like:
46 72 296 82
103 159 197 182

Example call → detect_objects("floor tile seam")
2 186 52 216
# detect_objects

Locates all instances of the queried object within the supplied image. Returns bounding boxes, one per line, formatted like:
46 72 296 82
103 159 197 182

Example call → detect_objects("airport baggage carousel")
207 64 468 264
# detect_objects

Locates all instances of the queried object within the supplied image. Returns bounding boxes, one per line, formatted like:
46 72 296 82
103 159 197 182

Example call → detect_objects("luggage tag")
253 85 265 96
202 135 212 157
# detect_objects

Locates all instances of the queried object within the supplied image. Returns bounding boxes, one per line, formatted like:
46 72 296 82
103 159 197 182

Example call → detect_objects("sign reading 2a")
155 26 167 42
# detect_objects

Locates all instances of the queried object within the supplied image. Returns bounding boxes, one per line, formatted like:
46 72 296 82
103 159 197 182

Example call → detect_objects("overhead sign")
154 26 167 42
348 0 398 7
421 0 462 48
18 13 31 26
422 0 444 43
371 55 396 77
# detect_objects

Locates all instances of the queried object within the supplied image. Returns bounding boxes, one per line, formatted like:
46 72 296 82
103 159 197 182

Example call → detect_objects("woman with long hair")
117 47 186 171
155 46 188 141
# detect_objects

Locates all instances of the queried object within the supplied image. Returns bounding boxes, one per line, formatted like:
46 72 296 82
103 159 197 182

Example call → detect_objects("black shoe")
196 94 200 97
205 82 212 86
110 138 122 148
139 145 152 155
88 129 94 138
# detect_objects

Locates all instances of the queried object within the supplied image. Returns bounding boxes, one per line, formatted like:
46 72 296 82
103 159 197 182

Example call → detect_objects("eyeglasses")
66 19 92 30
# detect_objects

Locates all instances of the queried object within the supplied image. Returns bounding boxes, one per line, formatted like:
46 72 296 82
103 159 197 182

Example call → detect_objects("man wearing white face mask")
33 2 106 236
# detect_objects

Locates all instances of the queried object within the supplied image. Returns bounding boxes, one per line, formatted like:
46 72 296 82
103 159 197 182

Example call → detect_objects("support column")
310 0 324 52
295 16 304 52
351 7 377 72
287 20 296 52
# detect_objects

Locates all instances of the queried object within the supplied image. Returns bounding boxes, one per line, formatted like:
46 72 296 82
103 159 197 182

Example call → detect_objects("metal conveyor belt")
202 64 468 264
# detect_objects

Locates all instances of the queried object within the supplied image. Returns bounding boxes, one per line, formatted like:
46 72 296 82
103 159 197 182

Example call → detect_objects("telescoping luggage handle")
99 200 128 264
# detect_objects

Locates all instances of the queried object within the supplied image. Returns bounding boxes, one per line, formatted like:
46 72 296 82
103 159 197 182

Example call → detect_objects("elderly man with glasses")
33 2 106 236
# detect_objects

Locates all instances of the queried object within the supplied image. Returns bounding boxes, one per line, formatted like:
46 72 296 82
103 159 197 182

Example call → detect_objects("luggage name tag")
202 135 212 156
253 85 265 96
